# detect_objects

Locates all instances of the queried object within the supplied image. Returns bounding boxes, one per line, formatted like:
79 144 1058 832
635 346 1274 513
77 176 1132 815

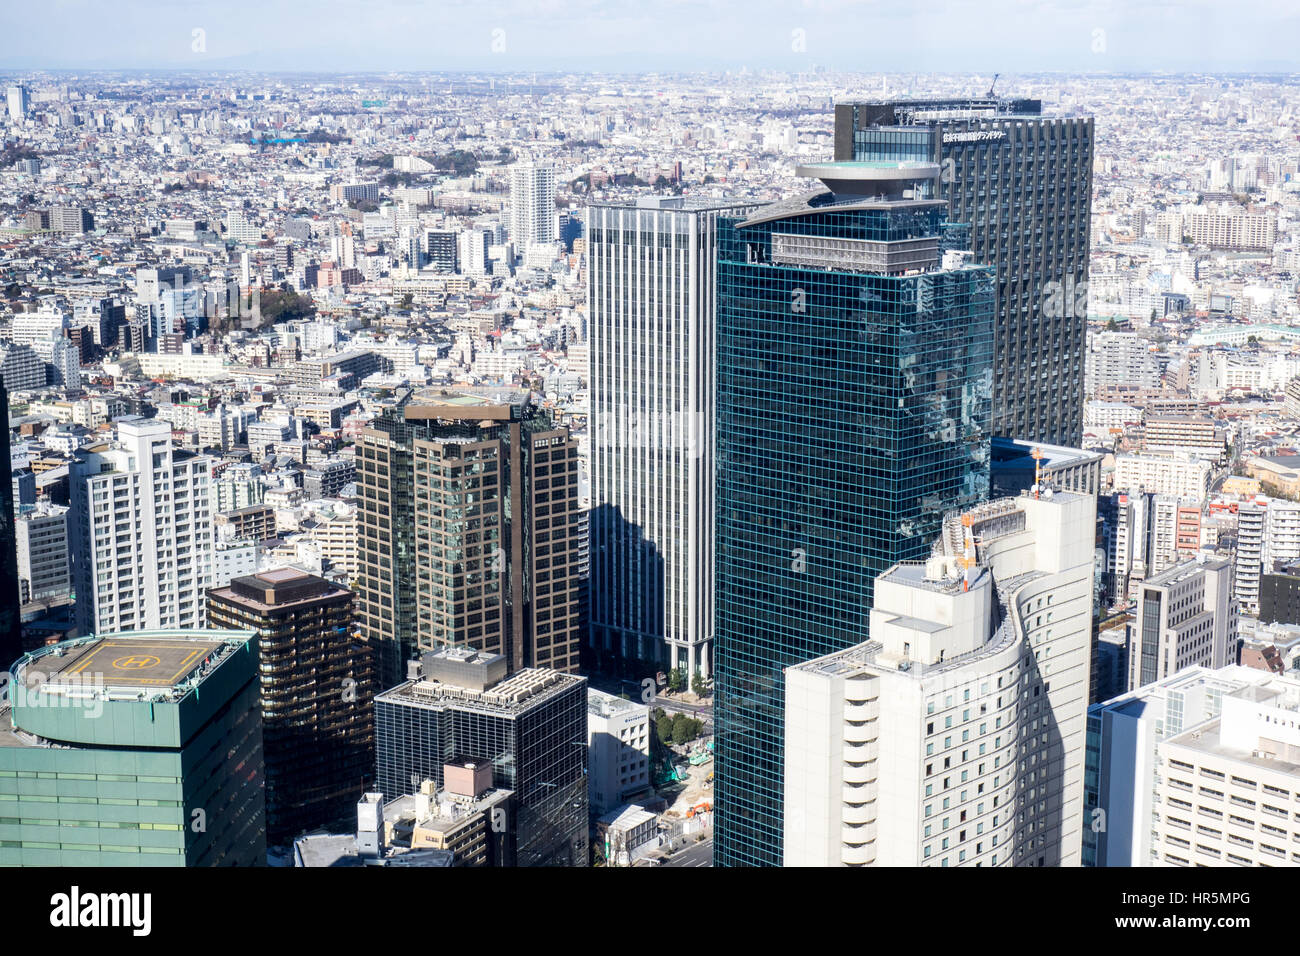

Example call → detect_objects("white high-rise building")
1111 491 1152 603
587 198 755 679
1085 664 1295 867
1235 503 1267 615
6 84 29 123
510 161 557 249
457 228 490 277
70 417 214 635
1127 557 1237 692
783 490 1096 867
1264 500 1300 570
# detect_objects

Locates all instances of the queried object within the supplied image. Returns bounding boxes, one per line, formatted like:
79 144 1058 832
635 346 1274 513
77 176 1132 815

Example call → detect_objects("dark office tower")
835 97 1094 445
587 198 757 680
207 568 375 846
374 647 588 866
425 230 458 273
357 389 580 687
712 162 994 867
0 382 20 669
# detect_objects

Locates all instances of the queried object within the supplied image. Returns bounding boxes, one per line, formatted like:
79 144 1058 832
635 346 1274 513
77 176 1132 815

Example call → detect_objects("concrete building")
1086 331 1160 395
1084 664 1292 867
1113 454 1213 501
1143 416 1226 463
0 383 20 669
1128 557 1237 692
6 84 29 123
0 629 265 866
69 418 214 636
1236 503 1267 615
587 688 652 814
0 344 45 392
783 490 1096 867
990 437 1103 499
14 501 70 605
1153 677 1300 866
598 804 659 865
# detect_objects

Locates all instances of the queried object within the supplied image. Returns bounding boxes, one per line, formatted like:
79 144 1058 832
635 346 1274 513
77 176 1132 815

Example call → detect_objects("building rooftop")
1145 555 1232 588
588 686 649 719
9 629 251 702
378 663 584 718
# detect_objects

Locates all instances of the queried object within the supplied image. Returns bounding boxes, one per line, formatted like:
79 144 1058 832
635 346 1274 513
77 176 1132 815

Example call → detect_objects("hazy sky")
0 0 1296 73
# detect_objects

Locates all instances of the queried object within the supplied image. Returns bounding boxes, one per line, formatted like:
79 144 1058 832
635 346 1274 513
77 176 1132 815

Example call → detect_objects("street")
660 839 713 867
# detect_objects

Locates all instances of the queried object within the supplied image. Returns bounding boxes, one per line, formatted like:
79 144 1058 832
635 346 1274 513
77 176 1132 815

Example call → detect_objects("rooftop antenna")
986 73 999 97
960 513 976 592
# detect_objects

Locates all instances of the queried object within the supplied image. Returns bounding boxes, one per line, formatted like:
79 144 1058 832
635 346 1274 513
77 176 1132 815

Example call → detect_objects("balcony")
843 762 876 785
842 801 875 825
843 738 878 763
843 820 877 846
844 699 879 723
841 842 875 866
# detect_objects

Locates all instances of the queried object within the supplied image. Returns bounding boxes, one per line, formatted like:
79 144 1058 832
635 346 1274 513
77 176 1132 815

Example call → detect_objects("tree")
1105 317 1118 331
671 715 693 746
667 667 684 693
656 715 674 747
691 672 708 696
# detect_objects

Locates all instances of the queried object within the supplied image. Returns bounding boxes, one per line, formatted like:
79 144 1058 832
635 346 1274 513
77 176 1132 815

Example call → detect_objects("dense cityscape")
0 16 1296 907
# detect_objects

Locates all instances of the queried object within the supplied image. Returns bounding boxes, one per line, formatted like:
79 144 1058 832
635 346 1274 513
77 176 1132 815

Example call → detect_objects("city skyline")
1 1 1298 887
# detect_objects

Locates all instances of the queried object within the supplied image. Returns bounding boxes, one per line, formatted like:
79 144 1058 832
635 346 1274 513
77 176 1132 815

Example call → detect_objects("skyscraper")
712 162 995 866
510 161 557 249
1 629 265 866
0 382 21 669
784 490 1096 866
70 417 214 637
207 568 375 845
587 197 756 679
357 389 581 686
6 84 29 124
835 97 1094 445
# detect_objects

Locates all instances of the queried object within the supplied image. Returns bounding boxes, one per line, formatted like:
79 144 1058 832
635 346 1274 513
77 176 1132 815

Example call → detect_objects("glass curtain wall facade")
835 99 1094 445
374 673 588 866
712 188 994 867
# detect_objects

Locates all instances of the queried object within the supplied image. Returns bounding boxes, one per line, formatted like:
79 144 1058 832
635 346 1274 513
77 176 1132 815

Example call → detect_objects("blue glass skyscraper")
712 162 994 866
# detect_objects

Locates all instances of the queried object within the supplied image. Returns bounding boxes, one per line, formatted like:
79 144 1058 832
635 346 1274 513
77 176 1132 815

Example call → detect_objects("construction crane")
986 73 999 98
